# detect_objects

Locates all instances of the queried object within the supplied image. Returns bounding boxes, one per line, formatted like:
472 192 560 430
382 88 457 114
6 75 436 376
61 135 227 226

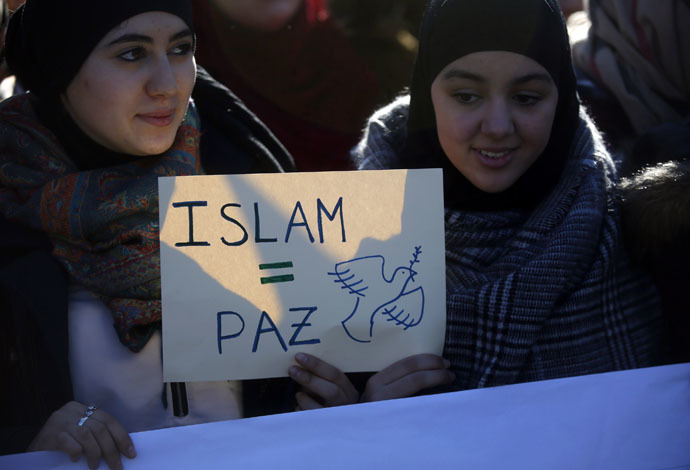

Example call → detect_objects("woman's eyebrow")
441 69 553 86
512 72 552 85
170 29 194 42
106 28 193 47
107 33 151 46
441 69 485 82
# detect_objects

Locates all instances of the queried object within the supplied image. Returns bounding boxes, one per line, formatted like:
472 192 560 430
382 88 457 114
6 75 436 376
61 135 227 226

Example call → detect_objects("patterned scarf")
0 93 202 352
571 0 690 134
355 97 663 387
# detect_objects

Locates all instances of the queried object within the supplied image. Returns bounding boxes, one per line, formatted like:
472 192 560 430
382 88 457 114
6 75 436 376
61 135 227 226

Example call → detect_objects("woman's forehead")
435 51 555 85
103 11 188 37
95 11 191 49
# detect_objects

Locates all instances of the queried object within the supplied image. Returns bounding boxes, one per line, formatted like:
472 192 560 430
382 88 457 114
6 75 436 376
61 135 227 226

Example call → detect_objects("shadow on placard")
160 169 442 379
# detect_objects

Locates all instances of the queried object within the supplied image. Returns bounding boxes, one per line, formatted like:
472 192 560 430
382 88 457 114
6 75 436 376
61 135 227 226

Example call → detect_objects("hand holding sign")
158 169 446 382
289 352 454 409
289 353 360 409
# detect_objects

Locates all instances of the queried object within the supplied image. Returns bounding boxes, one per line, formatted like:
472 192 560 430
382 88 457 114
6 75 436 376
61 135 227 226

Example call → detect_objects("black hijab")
405 0 580 210
5 0 195 99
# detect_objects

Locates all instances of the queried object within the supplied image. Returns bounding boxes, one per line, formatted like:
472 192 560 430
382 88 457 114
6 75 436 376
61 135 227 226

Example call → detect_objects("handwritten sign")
158 169 446 381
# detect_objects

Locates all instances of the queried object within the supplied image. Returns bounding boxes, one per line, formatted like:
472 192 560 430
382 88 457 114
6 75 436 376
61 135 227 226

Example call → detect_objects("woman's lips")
137 109 175 127
473 147 517 169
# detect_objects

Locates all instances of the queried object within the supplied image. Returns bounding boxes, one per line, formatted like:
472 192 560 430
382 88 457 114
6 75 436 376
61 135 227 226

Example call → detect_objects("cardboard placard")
158 169 445 381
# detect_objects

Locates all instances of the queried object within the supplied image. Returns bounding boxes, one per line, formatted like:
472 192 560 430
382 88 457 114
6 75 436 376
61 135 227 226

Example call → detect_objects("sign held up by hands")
158 169 446 382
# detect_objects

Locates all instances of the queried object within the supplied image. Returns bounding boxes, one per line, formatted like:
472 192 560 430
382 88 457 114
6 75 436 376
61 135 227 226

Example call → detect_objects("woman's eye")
453 92 479 104
513 94 541 105
170 41 194 56
118 47 146 62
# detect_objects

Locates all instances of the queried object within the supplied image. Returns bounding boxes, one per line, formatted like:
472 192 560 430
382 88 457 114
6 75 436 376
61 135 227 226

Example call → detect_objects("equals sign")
259 261 295 285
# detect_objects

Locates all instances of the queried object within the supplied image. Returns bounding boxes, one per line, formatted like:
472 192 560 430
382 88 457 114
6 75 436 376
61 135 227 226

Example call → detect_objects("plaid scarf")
0 94 202 352
355 97 664 388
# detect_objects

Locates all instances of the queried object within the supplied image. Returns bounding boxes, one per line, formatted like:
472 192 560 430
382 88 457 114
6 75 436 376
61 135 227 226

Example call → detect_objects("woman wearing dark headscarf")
0 0 293 466
288 0 663 409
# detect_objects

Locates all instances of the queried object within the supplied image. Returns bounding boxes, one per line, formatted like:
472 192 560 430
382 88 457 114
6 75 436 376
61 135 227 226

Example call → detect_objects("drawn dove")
328 246 425 343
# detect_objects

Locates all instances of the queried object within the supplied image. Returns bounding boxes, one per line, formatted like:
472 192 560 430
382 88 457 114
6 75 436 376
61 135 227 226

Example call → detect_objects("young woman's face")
431 51 558 193
211 0 303 32
61 12 196 156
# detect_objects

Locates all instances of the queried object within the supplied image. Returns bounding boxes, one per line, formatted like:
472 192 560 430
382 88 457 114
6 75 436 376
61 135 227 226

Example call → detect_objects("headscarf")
4 0 195 98
405 0 580 210
571 0 690 135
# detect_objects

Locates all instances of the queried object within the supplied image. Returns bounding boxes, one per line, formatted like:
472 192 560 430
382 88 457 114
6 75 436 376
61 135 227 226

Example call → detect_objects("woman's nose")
480 99 515 138
146 56 178 98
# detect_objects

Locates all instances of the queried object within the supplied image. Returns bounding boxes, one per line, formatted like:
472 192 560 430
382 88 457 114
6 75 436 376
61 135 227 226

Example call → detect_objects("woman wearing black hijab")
288 0 663 409
0 0 293 466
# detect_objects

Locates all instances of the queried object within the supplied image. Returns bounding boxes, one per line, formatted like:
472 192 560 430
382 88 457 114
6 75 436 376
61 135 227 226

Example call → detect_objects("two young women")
0 0 663 467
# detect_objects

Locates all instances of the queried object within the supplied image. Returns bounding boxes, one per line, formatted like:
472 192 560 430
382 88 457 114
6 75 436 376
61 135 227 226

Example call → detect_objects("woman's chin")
130 135 178 156
469 177 515 194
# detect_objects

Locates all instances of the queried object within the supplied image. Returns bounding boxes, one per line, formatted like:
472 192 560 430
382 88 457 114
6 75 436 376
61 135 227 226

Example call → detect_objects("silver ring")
77 404 97 427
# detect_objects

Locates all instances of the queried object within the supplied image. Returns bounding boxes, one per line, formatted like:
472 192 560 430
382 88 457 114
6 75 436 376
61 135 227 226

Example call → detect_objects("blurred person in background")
558 0 583 17
192 0 420 171
570 0 690 363
569 0 689 169
329 0 425 102
0 0 25 98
